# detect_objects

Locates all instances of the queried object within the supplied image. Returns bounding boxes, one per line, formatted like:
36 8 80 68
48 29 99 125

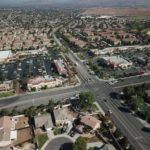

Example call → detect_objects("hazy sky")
0 0 69 4
0 0 149 7
0 0 69 5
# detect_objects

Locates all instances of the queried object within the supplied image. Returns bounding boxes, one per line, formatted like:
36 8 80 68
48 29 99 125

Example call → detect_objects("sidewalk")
87 142 104 149
94 102 105 115
136 116 150 128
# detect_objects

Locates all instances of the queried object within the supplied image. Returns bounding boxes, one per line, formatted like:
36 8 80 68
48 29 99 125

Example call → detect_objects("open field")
82 8 150 17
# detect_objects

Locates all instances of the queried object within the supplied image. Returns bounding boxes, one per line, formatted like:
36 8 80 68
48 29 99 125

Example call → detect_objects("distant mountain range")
1 0 150 8
24 0 150 8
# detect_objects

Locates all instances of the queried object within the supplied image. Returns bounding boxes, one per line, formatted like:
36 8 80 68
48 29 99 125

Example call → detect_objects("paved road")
44 136 73 150
96 83 150 150
113 74 150 89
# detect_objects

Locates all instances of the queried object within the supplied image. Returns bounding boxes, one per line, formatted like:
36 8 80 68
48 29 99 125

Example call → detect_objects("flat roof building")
27 75 63 91
54 59 68 76
0 51 13 63
0 81 13 92
101 56 132 69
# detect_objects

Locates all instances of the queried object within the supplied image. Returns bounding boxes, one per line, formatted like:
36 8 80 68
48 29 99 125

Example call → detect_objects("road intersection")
1 50 150 150
0 31 150 150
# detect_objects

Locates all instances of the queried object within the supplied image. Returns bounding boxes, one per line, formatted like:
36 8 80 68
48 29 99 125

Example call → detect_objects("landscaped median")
0 92 15 98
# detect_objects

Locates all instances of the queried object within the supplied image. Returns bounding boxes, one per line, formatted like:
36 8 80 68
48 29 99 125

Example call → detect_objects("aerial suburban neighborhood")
0 1 150 150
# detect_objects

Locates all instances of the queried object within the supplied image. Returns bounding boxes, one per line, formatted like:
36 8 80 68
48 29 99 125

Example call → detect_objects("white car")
108 80 118 85
108 109 113 114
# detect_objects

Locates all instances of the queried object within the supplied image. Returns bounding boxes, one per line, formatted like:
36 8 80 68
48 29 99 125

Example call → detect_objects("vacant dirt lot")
82 8 150 17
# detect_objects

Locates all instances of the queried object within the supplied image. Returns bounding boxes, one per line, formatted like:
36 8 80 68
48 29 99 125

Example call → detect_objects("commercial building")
101 56 132 69
0 48 48 63
27 75 63 91
0 80 13 92
0 116 12 148
54 59 68 77
0 51 13 63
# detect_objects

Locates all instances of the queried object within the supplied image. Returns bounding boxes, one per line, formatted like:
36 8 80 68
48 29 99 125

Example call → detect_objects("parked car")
108 109 113 114
70 132 76 137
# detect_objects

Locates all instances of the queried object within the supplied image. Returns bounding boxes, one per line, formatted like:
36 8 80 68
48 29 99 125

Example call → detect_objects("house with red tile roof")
80 115 102 131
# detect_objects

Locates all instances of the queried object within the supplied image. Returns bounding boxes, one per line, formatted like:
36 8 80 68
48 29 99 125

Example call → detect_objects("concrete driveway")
43 135 74 150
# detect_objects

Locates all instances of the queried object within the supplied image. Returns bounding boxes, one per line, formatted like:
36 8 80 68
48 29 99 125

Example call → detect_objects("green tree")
0 108 9 116
47 100 55 112
37 104 46 112
144 108 150 121
31 87 36 92
13 79 19 90
88 148 94 150
73 137 87 150
78 92 95 110
123 86 135 99
108 122 115 129
131 97 144 111
99 126 108 136
128 145 135 150
83 126 92 133
119 137 129 149
114 128 122 138
11 108 18 116
24 106 37 117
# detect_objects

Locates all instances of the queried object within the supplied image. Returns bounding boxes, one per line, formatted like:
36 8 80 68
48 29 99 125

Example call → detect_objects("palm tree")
0 108 9 116
47 100 55 112
114 128 122 138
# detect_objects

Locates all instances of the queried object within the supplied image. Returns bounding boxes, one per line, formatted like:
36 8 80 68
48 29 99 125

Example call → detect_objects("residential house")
0 116 12 148
34 114 53 131
54 108 75 126
101 144 116 150
76 125 84 134
0 116 17 148
80 115 101 131
11 115 33 147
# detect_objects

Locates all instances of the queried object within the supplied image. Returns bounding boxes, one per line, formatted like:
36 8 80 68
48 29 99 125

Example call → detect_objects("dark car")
142 127 150 132
70 132 76 137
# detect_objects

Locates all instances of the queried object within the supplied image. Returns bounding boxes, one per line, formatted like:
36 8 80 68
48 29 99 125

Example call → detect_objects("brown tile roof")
0 116 12 143
80 115 101 129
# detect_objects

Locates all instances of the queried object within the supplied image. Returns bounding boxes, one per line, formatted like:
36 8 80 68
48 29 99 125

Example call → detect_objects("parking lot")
0 55 58 81
86 47 150 80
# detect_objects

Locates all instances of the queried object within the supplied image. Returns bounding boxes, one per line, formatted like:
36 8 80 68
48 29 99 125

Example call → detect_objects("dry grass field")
82 8 150 17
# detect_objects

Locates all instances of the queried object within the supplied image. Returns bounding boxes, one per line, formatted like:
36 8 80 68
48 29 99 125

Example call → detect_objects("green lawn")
54 128 62 135
78 55 85 60
37 134 48 149
92 104 99 111
0 92 15 98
